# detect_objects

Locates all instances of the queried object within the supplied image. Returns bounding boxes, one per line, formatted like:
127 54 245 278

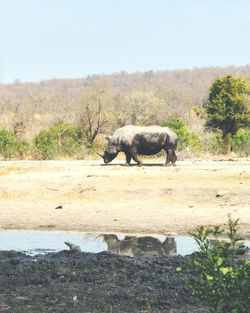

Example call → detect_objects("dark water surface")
0 230 249 256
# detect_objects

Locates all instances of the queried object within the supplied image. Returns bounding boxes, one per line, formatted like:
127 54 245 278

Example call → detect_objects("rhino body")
100 125 177 166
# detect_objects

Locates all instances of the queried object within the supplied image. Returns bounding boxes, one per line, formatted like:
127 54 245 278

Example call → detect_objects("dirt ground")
0 158 249 238
0 158 250 313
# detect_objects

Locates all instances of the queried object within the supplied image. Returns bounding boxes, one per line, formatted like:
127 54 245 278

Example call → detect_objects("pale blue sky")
0 0 250 83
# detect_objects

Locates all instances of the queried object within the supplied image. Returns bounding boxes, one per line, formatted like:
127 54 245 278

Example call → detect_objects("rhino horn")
96 152 104 159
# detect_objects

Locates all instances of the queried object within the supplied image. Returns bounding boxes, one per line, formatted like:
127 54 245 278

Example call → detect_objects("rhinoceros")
98 125 177 166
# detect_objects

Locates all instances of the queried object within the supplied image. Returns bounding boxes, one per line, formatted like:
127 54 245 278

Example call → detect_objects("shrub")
34 130 56 159
231 129 250 156
200 131 224 154
183 217 250 312
0 129 17 158
0 128 30 159
15 139 30 159
49 123 81 157
201 129 250 155
33 123 90 159
161 119 202 152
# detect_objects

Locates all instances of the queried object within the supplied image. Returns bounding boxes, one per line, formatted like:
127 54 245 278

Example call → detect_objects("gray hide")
100 125 177 166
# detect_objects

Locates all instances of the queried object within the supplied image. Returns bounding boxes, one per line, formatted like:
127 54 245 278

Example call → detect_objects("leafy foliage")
0 128 30 159
204 76 250 152
15 139 30 159
34 129 56 159
231 129 250 156
185 217 250 312
49 123 83 157
34 122 87 159
0 129 17 158
161 119 202 151
201 128 250 155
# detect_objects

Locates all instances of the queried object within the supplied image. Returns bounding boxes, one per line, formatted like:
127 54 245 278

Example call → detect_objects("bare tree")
79 87 114 143
125 90 166 126
12 103 28 139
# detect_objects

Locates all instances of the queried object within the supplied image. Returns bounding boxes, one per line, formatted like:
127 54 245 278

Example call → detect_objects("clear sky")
0 0 250 83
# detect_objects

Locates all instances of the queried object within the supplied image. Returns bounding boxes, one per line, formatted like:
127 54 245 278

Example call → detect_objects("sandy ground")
0 158 249 238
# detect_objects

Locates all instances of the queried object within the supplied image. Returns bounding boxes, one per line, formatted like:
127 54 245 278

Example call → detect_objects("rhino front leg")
124 151 132 166
130 148 143 166
171 150 177 166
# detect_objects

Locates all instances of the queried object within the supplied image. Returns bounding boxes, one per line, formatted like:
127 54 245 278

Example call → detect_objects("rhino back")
110 125 177 149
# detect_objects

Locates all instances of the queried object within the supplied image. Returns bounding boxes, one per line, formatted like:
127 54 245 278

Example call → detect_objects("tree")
204 76 250 153
78 87 114 143
122 90 165 126
12 103 28 139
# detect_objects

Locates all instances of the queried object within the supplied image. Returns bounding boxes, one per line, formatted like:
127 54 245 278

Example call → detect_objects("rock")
64 242 81 252
72 295 78 306
216 191 225 198
54 205 63 210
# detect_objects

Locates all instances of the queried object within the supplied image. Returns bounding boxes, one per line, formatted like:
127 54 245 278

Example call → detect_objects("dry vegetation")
1 65 250 139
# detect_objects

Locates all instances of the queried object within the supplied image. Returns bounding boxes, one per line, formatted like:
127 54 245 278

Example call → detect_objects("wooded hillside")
0 65 249 139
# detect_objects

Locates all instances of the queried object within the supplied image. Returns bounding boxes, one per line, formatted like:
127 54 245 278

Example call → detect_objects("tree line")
0 66 249 159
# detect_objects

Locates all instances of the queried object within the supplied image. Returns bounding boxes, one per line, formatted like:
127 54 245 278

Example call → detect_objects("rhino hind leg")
165 148 177 166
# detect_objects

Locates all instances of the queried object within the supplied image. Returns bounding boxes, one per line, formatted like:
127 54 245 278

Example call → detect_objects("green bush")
15 139 30 159
33 123 90 159
49 123 82 157
0 129 17 158
231 129 250 156
183 217 250 312
0 128 29 159
34 130 56 159
161 119 202 152
201 129 250 155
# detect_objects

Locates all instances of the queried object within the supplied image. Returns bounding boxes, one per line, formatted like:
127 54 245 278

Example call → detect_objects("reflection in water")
0 231 203 256
0 231 247 256
99 234 177 257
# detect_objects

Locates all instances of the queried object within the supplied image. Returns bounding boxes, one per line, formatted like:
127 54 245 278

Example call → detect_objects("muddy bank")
0 250 207 313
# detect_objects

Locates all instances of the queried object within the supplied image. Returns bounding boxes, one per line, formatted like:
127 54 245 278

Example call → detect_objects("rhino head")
98 136 118 163
98 150 118 163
